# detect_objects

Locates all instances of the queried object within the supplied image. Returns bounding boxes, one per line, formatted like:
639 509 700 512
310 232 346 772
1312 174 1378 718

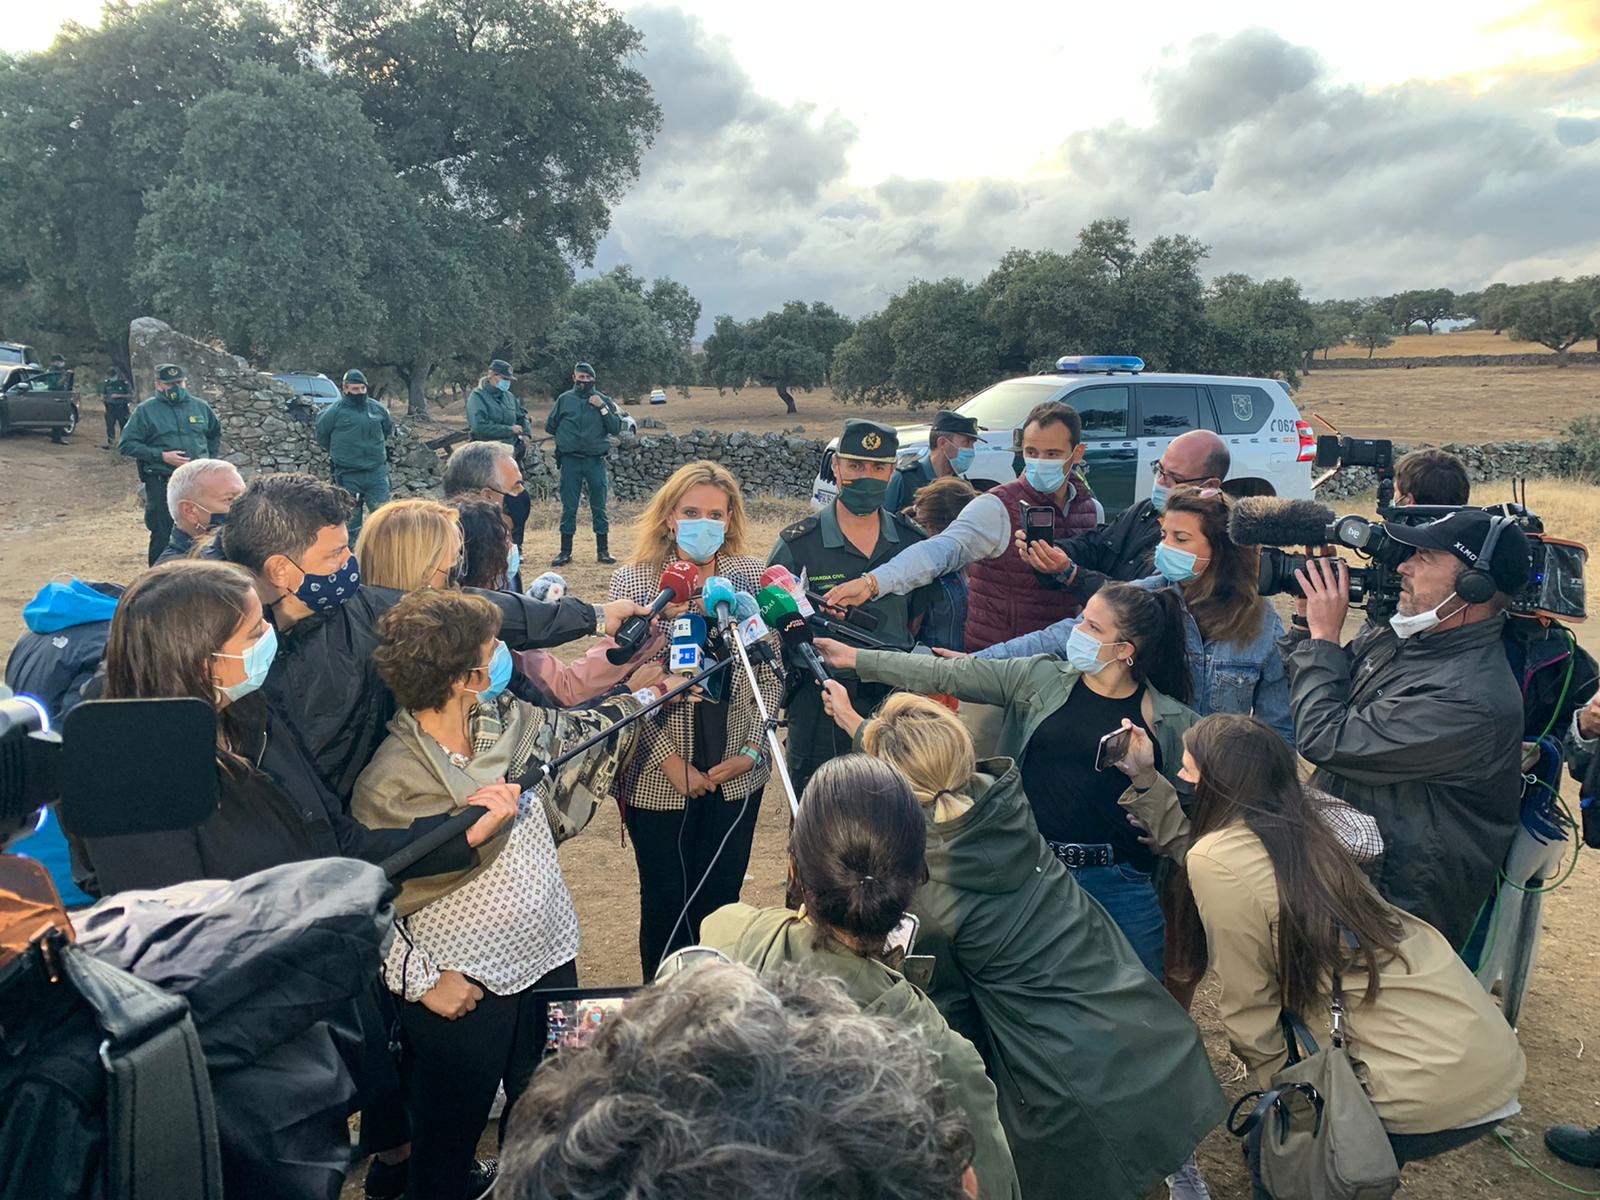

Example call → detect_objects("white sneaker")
1166 1153 1212 1200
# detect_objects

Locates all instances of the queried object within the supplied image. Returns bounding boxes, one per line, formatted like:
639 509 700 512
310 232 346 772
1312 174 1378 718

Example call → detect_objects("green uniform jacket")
854 648 1198 770
701 903 1022 1200
884 454 937 513
466 383 530 446
119 391 222 477
100 377 131 404
904 756 1225 1199
544 387 620 456
315 395 394 472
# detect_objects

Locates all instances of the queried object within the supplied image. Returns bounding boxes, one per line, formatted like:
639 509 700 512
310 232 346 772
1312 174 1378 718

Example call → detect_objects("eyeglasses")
1150 460 1214 487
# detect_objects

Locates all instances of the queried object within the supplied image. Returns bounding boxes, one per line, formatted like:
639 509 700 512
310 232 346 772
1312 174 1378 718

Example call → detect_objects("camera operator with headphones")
1289 509 1532 952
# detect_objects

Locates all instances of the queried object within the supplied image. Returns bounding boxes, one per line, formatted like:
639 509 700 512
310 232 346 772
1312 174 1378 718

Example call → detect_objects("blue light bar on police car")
1054 355 1145 374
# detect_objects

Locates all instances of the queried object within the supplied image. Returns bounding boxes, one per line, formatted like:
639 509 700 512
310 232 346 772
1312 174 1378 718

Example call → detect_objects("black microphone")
1229 497 1338 547
607 559 698 665
774 608 832 689
807 589 880 630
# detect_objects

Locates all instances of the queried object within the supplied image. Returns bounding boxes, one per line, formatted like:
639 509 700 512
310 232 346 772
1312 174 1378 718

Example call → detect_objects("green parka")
119 389 222 478
909 757 1226 1198
315 395 394 471
465 382 530 446
701 903 1022 1200
544 385 621 456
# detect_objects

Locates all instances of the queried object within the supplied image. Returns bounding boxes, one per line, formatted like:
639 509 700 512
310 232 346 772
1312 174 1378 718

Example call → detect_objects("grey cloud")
597 17 1600 329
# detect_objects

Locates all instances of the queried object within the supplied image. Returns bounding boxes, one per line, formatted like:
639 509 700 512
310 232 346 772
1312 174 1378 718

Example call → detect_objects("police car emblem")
1231 393 1252 422
862 432 882 450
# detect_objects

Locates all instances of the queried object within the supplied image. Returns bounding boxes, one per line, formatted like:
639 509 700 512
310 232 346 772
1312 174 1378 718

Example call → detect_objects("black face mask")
1173 776 1197 816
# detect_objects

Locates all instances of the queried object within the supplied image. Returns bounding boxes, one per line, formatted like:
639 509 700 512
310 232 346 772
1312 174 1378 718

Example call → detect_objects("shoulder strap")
61 947 223 1200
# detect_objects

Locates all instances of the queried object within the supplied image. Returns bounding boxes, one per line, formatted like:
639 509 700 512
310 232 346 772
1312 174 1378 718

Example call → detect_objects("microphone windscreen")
703 575 737 616
659 560 699 603
757 585 799 625
1228 497 1337 547
760 564 798 592
774 608 812 647
733 592 762 621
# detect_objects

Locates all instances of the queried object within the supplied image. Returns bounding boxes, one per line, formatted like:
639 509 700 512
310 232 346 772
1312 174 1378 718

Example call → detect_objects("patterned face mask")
290 552 362 613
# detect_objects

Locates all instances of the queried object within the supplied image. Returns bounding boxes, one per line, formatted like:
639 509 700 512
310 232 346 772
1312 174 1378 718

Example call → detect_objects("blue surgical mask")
950 447 976 474
495 378 511 392
1065 625 1117 676
479 640 513 701
1150 483 1172 513
1024 459 1067 494
675 517 726 563
1155 543 1206 583
506 543 522 581
215 625 278 703
292 554 362 613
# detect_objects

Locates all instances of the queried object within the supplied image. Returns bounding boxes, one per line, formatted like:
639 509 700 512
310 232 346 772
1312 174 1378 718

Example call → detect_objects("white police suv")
810 356 1315 514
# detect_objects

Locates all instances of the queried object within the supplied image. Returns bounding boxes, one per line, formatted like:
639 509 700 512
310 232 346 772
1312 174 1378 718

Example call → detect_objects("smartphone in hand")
1093 725 1133 773
1022 503 1057 546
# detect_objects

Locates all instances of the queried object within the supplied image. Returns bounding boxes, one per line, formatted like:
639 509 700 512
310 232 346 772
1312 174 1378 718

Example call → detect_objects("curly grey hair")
498 962 975 1199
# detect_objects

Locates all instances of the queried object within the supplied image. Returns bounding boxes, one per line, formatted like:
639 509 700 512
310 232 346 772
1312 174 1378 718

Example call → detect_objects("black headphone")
1456 515 1513 606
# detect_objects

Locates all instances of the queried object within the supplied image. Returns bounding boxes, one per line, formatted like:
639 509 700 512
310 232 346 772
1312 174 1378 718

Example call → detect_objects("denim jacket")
975 575 1295 745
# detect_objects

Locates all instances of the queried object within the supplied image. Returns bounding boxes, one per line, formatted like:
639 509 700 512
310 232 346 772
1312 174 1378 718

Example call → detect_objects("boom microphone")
607 560 698 664
1228 497 1338 548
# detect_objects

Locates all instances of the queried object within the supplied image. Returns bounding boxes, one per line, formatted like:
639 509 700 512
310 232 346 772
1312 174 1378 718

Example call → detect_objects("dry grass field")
3 365 1599 1200
1323 328 1569 359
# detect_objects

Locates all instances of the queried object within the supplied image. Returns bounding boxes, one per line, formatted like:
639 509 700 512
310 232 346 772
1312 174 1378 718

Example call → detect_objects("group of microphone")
619 560 833 694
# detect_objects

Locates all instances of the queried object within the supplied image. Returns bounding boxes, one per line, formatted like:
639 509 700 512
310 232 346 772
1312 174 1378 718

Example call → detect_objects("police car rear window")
1207 384 1271 435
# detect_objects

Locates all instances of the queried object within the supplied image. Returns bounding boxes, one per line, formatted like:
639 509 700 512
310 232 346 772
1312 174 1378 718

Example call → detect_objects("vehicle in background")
809 355 1315 515
272 371 341 408
1 365 80 441
0 341 40 392
648 388 668 405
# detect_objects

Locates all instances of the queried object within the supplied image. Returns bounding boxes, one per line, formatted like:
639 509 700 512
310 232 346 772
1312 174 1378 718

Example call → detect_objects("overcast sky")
17 0 1600 328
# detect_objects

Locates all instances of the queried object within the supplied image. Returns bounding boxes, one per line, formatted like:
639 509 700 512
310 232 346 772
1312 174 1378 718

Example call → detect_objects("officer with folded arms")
1288 509 1532 951
315 368 393 542
119 363 222 566
546 361 621 567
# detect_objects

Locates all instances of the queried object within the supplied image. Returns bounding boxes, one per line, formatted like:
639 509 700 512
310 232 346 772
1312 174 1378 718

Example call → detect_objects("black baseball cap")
930 410 979 438
1385 509 1532 594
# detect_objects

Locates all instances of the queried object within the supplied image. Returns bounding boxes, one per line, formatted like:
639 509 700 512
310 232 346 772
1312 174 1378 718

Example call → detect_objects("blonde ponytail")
861 694 977 823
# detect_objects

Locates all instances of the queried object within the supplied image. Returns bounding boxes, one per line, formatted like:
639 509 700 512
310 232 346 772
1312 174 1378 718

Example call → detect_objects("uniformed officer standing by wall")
466 357 533 552
545 360 622 567
768 419 940 798
100 368 132 448
119 363 222 565
315 368 393 542
883 409 980 513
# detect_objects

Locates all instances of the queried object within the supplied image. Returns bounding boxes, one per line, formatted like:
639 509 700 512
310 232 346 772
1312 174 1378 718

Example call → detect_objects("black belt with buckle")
1047 841 1114 869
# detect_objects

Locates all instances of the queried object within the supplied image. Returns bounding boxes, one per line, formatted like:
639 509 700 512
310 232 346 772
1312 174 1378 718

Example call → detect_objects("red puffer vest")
963 474 1098 651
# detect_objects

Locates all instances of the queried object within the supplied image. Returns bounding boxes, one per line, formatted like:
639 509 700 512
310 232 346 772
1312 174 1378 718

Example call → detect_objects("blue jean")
1072 862 1165 981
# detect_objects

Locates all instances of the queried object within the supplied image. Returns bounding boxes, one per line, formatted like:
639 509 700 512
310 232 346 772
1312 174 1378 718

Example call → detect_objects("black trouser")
627 787 763 979
104 403 129 443
141 473 174 566
399 958 577 1200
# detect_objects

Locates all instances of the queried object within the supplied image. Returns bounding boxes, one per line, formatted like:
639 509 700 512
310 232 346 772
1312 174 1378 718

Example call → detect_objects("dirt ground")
4 381 1600 1199
1324 329 1568 360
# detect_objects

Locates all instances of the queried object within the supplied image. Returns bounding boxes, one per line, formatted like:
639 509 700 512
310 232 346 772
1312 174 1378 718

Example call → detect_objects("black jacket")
1054 499 1163 600
261 584 598 801
1286 617 1524 948
3 584 123 723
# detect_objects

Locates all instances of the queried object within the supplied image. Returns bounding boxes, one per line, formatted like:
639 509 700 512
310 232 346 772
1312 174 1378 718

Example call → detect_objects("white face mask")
1389 592 1462 640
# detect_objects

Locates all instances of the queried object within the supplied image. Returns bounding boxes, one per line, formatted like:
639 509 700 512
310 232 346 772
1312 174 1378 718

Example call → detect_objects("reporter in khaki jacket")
1116 712 1523 1177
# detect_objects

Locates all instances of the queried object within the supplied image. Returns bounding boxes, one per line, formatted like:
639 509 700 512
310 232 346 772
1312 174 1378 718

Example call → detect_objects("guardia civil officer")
315 369 394 541
99 368 132 448
882 408 979 513
767 419 940 798
466 358 533 552
119 363 222 565
545 360 622 566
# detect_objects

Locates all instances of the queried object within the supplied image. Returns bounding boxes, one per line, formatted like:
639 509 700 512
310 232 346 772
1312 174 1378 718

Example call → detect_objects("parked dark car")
272 370 340 407
0 340 39 392
0 367 79 442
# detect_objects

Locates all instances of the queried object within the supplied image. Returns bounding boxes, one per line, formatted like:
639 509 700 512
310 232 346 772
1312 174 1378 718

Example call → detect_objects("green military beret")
837 418 898 461
489 359 515 378
574 361 595 377
155 363 186 383
343 368 368 386
931 409 979 438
